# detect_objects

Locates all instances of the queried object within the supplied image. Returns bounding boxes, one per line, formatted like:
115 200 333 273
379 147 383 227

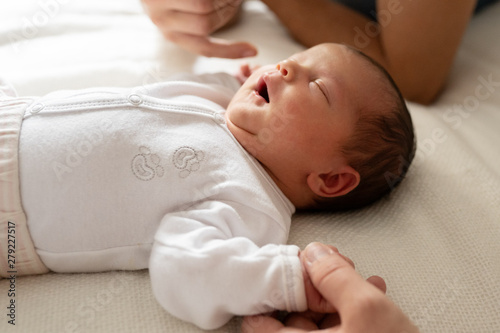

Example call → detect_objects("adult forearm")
262 0 478 104
261 0 386 66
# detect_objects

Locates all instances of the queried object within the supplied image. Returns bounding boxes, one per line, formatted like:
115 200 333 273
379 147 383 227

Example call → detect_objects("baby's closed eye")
312 80 329 103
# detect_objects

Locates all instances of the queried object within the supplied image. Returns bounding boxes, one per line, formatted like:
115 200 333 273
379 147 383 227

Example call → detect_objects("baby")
0 43 414 329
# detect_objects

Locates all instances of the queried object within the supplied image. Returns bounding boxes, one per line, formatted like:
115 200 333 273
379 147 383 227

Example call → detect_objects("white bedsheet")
1 1 499 332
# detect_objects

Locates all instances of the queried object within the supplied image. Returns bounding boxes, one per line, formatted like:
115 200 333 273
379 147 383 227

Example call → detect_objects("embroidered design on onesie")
173 146 205 178
131 146 165 181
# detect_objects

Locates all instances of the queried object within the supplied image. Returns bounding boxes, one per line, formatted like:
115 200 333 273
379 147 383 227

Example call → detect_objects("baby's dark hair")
313 47 416 211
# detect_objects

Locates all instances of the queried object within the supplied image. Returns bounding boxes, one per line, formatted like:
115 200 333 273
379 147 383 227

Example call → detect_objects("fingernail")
306 243 333 264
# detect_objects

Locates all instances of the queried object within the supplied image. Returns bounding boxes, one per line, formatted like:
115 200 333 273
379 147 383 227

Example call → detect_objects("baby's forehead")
292 44 374 74
287 44 394 106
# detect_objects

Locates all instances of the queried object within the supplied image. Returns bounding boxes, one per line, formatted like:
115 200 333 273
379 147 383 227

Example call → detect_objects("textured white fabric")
14 74 304 329
0 86 49 277
0 0 499 332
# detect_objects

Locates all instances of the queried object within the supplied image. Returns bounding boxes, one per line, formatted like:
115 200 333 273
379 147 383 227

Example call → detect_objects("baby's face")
226 43 377 191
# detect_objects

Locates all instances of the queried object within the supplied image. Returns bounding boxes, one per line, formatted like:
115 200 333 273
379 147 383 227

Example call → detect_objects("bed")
1 0 499 332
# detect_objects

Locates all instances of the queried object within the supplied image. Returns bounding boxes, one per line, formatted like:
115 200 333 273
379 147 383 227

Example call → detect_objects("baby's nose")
277 62 288 76
276 60 295 81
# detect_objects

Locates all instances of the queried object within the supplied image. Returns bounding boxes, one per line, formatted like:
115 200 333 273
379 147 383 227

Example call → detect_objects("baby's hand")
234 63 260 84
299 242 355 313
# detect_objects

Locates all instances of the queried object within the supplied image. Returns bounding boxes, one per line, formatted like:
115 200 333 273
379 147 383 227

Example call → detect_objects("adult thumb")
303 243 375 311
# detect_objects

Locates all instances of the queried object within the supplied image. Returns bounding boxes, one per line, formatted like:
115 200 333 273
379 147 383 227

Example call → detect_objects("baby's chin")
226 104 254 132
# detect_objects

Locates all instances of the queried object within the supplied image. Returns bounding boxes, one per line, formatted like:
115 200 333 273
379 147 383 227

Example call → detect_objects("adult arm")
261 0 477 104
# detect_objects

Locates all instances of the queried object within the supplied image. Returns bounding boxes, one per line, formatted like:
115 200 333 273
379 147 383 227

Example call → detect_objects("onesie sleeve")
149 200 306 330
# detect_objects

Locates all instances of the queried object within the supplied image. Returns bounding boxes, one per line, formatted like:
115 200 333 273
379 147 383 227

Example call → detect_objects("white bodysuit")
17 74 307 329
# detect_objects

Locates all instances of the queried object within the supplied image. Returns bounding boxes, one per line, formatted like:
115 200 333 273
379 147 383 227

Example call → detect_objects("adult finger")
367 275 386 294
321 244 355 269
303 243 382 311
166 32 257 58
338 253 354 269
144 0 242 15
299 244 356 314
314 276 385 330
155 5 239 36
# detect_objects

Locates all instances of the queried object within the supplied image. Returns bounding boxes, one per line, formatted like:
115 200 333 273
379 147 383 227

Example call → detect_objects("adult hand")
141 0 257 58
299 243 361 315
242 242 420 332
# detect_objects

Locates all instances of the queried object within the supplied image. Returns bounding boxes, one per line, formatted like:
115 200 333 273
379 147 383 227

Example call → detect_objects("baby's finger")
241 314 284 333
338 253 354 268
284 312 319 330
239 63 252 76
319 313 341 329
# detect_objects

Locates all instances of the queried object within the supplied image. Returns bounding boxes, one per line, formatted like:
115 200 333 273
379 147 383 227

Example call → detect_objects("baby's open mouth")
256 76 270 103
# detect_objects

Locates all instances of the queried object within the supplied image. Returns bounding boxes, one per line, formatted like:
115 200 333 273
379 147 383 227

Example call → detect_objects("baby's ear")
307 166 360 198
